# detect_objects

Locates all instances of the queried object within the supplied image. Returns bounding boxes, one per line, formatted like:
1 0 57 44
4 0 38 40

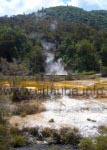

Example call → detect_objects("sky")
0 0 107 16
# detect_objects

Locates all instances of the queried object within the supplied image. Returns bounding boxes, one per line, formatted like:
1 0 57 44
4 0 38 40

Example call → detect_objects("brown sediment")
1 78 107 100
0 78 107 89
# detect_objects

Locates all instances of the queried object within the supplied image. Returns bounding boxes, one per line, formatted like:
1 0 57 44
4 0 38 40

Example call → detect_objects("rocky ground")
10 96 107 137
14 144 77 150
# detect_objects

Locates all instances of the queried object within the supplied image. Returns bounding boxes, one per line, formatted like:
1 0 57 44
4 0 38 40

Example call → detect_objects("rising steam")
42 41 67 75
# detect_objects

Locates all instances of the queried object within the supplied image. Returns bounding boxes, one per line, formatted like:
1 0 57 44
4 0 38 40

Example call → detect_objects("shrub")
65 73 73 80
0 125 10 150
0 140 9 150
12 89 33 102
10 127 21 135
100 66 107 77
0 125 7 136
80 71 96 75
52 130 61 144
11 135 26 148
0 96 10 150
96 136 107 150
42 128 52 138
60 127 81 145
48 145 61 150
98 125 107 135
21 111 26 117
13 101 46 116
60 127 71 136
64 131 81 145
79 138 95 150
29 127 39 137
49 145 74 150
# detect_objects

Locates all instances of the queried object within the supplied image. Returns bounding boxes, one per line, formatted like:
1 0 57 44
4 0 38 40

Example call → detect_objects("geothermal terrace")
5 78 107 137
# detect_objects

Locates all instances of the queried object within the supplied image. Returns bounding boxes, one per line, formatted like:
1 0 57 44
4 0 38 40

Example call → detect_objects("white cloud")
0 0 65 16
68 0 79 7
68 0 107 10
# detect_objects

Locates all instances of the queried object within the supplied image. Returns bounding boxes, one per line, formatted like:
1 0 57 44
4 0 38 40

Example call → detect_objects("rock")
87 118 96 122
36 140 48 145
91 119 96 122
27 137 34 145
45 137 57 144
48 119 54 123
87 118 91 121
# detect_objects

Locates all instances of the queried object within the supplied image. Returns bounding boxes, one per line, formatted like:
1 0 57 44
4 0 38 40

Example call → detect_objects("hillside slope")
37 6 107 29
0 6 107 75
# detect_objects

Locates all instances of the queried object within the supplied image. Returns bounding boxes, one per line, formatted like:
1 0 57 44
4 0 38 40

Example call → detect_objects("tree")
0 58 29 76
101 42 107 66
28 45 45 74
76 39 99 72
0 26 31 61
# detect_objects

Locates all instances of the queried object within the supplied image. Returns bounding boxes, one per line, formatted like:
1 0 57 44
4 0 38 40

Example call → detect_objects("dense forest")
0 6 107 75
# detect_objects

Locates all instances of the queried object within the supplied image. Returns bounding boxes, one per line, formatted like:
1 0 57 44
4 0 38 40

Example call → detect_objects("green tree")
101 42 107 66
76 39 99 72
0 26 31 61
28 45 45 74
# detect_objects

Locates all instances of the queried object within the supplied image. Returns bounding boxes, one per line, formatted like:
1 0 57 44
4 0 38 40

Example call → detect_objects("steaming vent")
42 41 67 75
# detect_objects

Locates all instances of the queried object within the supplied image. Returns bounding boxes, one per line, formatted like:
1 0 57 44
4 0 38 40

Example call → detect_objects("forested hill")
37 6 107 30
1 6 107 30
0 6 107 76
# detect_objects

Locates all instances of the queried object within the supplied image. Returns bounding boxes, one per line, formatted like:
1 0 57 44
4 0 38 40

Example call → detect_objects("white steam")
50 20 58 31
42 41 67 75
